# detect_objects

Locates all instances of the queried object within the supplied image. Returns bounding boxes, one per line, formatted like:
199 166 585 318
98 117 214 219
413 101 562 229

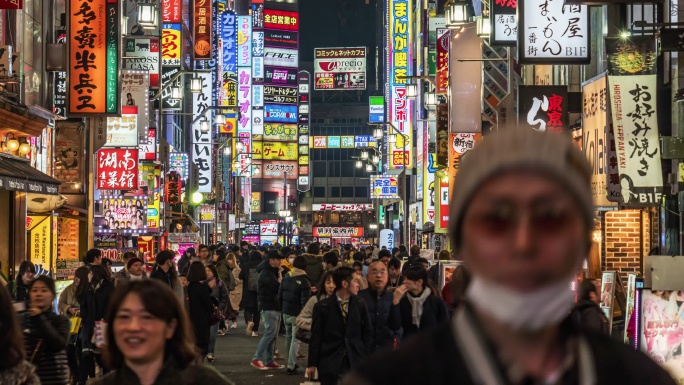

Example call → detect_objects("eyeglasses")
369 270 387 276
467 200 579 237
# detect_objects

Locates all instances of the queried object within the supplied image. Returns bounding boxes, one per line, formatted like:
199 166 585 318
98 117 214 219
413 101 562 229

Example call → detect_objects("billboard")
314 47 366 90
257 160 298 179
124 38 160 87
388 0 413 169
265 67 298 85
264 47 298 68
263 9 299 31
253 142 298 160
104 106 138 147
369 96 384 123
264 104 297 123
237 16 252 66
193 0 212 60
371 175 400 199
100 197 147 232
264 30 298 48
96 149 139 190
191 72 213 192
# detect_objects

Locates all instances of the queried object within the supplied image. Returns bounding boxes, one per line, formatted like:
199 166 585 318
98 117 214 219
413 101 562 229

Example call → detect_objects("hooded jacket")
279 268 312 316
256 258 281 312
302 253 324 287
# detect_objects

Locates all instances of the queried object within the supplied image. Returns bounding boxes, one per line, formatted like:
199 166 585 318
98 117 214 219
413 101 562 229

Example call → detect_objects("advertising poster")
105 106 138 147
640 290 684 382
624 273 637 344
57 217 80 261
518 86 568 133
491 0 517 45
600 271 616 331
26 215 53 272
100 197 147 231
252 142 298 160
121 70 150 139
313 47 366 90
124 38 159 86
257 160 297 179
370 175 400 199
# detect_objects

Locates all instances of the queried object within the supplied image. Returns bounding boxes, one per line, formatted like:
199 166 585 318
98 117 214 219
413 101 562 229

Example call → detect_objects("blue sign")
328 136 341 148
221 12 237 75
253 31 264 57
355 135 375 147
369 96 384 123
264 104 298 123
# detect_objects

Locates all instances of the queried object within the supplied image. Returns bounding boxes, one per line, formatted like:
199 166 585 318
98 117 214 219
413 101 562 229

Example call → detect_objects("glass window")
313 163 326 177
355 186 368 198
341 187 354 197
313 187 325 197
329 162 340 177
341 161 354 177
331 187 340 197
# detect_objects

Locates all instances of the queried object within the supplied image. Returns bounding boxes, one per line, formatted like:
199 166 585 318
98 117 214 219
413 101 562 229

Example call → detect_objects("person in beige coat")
227 253 242 329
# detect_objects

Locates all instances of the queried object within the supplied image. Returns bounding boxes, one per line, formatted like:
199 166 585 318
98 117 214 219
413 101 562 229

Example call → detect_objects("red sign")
313 227 364 238
0 0 22 9
162 0 181 23
193 0 212 60
165 172 181 205
260 219 278 236
436 29 450 94
264 9 299 31
97 149 139 190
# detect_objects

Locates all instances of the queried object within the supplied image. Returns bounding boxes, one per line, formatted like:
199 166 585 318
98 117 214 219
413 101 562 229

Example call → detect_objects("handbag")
69 316 82 335
295 327 312 343
29 339 42 363
209 297 224 325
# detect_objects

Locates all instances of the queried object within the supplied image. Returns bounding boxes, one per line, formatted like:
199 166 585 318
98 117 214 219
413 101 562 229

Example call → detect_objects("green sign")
428 51 436 77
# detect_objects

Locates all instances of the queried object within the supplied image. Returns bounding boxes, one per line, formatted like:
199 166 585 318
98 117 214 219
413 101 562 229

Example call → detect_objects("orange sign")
193 0 212 60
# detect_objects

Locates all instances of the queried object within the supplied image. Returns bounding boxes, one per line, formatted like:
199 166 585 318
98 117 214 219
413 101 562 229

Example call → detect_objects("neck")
336 289 350 301
473 308 565 379
125 355 164 385
160 264 170 272
409 287 424 297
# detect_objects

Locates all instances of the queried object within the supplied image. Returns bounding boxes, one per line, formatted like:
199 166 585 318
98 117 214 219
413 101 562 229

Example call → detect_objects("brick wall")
602 208 658 283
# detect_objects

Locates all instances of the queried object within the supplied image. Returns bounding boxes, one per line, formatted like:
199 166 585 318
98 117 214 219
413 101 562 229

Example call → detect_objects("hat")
266 249 285 260
448 129 593 252
127 257 143 270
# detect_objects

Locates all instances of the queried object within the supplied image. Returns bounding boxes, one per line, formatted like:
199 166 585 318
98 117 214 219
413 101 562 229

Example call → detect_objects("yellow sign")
147 192 160 229
26 215 53 271
251 192 261 213
253 142 298 160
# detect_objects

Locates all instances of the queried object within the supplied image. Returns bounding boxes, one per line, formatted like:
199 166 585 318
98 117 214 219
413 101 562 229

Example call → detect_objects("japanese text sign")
237 16 252 67
124 38 159 87
371 175 400 199
389 0 414 169
105 106 138 147
259 160 297 179
264 48 298 68
193 0 212 60
264 104 297 123
519 0 589 64
263 9 298 31
165 171 182 205
264 30 298 48
97 149 139 190
312 204 374 211
313 227 364 238
0 0 22 9
608 74 663 207
68 0 119 116
518 86 568 132
260 219 278 236
253 142 298 161
192 72 213 192
436 30 449 94
162 0 181 23
491 0 517 45
314 47 366 90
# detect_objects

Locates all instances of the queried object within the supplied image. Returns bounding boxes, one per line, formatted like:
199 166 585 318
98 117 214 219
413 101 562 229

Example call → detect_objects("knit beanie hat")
448 128 594 252
127 257 143 270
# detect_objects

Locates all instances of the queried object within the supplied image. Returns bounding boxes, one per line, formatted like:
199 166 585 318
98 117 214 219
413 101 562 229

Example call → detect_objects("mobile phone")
13 302 26 312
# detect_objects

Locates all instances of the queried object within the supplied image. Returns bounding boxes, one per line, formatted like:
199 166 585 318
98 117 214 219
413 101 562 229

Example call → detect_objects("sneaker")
264 362 284 370
250 360 268 370
286 368 300 375
246 321 254 335
207 353 214 362
217 329 226 336
231 321 238 329
251 331 259 337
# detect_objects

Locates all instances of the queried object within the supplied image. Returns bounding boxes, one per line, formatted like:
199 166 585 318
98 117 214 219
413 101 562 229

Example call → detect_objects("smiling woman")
92 280 234 385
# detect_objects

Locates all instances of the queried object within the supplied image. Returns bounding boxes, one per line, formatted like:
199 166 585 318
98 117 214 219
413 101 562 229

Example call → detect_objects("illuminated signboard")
314 47 366 90
264 9 298 31
193 0 212 60
370 175 400 199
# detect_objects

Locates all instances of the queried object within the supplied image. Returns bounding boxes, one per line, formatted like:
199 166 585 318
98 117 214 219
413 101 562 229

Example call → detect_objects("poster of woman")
640 290 684 382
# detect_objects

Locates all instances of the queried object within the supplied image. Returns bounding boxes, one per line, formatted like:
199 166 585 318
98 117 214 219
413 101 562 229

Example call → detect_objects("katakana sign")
389 0 413 169
519 86 568 132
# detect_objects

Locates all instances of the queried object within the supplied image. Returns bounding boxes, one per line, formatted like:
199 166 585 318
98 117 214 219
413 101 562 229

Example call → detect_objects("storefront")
313 226 365 246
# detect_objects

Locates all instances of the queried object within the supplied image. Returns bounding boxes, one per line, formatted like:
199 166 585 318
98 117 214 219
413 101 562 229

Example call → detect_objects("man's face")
93 256 102 265
199 248 209 259
129 261 144 276
367 262 388 291
380 257 390 266
270 258 282 268
348 277 360 295
460 171 586 293
389 266 400 278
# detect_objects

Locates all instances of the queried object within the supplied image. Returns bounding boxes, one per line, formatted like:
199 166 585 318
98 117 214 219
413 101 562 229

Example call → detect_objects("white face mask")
466 275 575 333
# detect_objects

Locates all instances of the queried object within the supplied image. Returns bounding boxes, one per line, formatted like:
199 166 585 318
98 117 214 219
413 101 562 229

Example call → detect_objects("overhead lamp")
373 127 383 139
170 86 182 100
223 146 230 156
286 216 293 223
5 133 19 152
369 223 378 229
365 164 373 172
425 92 437 106
137 4 158 28
372 155 379 164
199 118 210 133
388 135 397 144
215 114 227 125
355 160 362 168
361 150 369 160
190 77 203 93
477 15 491 38
446 1 469 27
252 165 260 175
406 84 418 99
121 16 129 35
18 137 30 155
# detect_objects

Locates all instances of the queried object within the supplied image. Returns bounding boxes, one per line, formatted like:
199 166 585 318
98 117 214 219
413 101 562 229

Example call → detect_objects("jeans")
283 314 300 370
244 307 260 332
208 322 219 354
252 310 280 365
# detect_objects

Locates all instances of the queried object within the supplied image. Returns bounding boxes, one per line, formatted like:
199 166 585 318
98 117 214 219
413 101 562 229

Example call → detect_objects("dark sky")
299 0 378 63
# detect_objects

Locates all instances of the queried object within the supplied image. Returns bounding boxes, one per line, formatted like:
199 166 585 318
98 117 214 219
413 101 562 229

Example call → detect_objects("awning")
0 153 61 195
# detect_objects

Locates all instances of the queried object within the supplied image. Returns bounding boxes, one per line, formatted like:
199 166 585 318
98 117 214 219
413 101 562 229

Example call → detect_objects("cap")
448 129 593 252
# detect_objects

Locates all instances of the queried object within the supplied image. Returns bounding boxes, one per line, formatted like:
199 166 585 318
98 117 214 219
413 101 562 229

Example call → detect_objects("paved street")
210 320 307 385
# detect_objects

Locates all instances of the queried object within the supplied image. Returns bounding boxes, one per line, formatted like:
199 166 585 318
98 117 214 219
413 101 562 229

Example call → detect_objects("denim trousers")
208 322 219 354
252 310 280 365
283 314 300 370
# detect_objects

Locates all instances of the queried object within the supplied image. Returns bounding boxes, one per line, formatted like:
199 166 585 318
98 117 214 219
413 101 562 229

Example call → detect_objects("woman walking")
239 250 262 336
187 261 214 363
227 252 242 329
21 276 70 385
214 249 239 332
205 264 230 362
296 270 335 334
392 265 449 339
92 280 233 385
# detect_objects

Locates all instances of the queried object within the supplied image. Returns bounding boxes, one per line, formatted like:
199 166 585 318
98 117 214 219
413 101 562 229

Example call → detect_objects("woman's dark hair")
306 242 321 255
248 250 262 263
216 248 227 262
89 265 110 287
30 275 57 298
387 257 402 270
323 251 339 267
102 258 113 267
352 261 363 270
74 266 90 299
0 283 24 369
103 280 196 370
405 265 439 296
186 261 207 283
316 270 335 299
16 261 36 282
205 264 219 281
352 251 365 262
293 255 307 270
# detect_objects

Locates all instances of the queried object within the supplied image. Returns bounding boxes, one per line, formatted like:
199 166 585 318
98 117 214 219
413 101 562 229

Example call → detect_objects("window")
341 162 354 177
331 187 340 197
313 164 326 177
341 187 354 197
355 186 368 198
329 162 340 177
313 187 326 197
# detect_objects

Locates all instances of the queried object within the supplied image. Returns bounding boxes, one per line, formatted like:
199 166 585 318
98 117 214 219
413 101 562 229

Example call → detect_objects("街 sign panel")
519 0 589 64
608 74 663 207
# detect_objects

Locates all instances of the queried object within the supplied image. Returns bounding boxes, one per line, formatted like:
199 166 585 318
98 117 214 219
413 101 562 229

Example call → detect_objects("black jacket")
177 255 190 276
256 259 281 312
357 288 402 351
308 295 373 377
21 311 70 385
239 257 261 308
92 358 234 385
150 266 173 288
79 280 115 350
278 270 312 317
7 280 30 302
401 256 419 274
345 317 677 385
397 291 448 339
572 299 610 336
302 253 324 287
187 281 214 351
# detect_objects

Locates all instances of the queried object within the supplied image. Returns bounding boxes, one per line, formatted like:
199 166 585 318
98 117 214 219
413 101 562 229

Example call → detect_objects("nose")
512 213 535 258
126 316 142 331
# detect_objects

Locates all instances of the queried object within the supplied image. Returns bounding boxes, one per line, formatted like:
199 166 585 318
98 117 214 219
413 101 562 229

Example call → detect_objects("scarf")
289 267 307 277
406 287 431 328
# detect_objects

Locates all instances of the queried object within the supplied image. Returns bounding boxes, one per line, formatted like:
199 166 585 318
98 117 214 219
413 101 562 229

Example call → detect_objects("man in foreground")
344 129 676 385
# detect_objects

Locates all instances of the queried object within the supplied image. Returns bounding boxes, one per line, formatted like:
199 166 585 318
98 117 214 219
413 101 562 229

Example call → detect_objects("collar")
336 294 349 304
451 304 596 385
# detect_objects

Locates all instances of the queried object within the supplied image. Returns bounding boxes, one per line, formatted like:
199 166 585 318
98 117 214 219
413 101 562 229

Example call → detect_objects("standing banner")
608 74 663 206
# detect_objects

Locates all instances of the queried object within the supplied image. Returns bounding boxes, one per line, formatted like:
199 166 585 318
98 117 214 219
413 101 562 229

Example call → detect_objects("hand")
68 307 79 316
306 367 316 380
28 305 42 317
393 284 408 305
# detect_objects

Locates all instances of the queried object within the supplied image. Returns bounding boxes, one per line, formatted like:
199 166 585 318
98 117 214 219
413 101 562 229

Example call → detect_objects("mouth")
122 336 146 348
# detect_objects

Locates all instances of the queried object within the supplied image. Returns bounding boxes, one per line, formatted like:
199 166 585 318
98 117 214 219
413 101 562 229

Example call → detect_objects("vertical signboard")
297 71 311 192
436 29 449 94
388 0 413 169
53 28 67 118
369 96 384 123
518 86 568 133
162 0 181 23
221 11 238 109
161 23 182 110
238 16 252 67
124 38 160 87
192 72 213 192
519 0 589 64
491 0 517 46
193 0 212 60
582 74 614 207
68 0 119 116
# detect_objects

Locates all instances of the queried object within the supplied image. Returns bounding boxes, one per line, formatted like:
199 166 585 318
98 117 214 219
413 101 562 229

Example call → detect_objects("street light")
373 127 383 139
215 114 227 125
355 160 363 168
388 134 397 144
446 0 469 27
406 84 418 99
199 117 210 133
372 155 379 164
170 86 182 100
477 15 491 38
190 77 203 93
137 4 158 29
361 150 369 160
365 164 373 172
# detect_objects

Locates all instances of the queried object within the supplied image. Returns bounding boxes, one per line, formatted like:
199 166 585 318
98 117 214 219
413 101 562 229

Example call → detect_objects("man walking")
357 261 402 351
250 250 285 370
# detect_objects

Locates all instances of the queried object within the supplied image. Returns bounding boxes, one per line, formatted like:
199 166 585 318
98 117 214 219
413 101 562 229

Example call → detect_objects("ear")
165 318 178 340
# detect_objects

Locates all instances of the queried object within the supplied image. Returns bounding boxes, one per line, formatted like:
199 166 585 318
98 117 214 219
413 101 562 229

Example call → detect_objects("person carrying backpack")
240 250 263 336
572 280 610 336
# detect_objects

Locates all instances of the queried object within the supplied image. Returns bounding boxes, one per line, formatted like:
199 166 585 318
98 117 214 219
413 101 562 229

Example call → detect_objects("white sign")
260 219 278 236
312 203 374 211
264 47 298 68
105 106 138 147
608 74 662 206
253 56 264 79
379 229 394 250
493 14 517 44
192 72 213 193
252 108 264 135
520 0 589 63
253 85 264 107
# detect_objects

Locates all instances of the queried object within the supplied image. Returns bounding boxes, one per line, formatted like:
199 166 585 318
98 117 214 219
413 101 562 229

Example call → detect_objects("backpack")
248 267 259 292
